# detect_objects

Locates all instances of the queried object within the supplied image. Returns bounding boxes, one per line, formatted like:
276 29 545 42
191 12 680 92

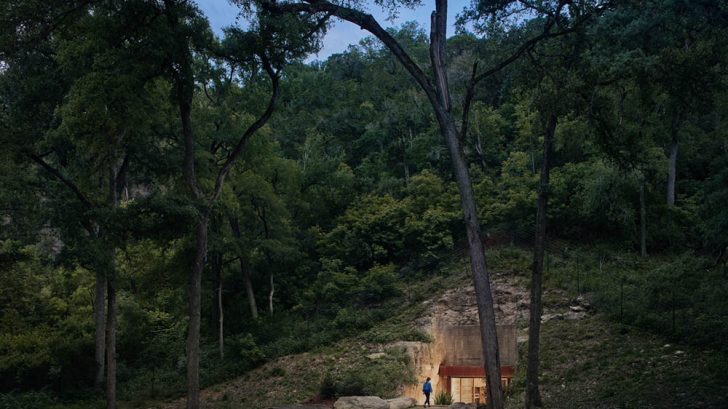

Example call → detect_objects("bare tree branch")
263 0 439 105
210 54 280 203
473 0 603 84
25 151 96 209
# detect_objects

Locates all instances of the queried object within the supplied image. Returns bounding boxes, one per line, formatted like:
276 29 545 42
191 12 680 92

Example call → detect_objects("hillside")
138 249 728 409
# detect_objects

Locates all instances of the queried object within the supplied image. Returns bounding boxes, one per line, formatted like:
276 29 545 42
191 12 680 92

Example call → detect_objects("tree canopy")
1 0 727 408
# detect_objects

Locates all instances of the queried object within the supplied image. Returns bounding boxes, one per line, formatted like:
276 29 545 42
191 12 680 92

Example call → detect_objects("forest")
1 0 727 409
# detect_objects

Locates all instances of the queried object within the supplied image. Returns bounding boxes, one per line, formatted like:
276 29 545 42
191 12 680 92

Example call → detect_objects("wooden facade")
438 364 515 404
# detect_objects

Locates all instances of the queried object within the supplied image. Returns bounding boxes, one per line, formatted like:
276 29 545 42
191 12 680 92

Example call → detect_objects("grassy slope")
49 247 727 409
506 313 728 409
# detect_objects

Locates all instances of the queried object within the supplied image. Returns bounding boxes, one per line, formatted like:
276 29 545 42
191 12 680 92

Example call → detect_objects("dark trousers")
424 392 431 405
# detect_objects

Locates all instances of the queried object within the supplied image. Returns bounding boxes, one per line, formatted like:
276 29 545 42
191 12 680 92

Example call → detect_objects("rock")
449 403 476 409
387 396 416 409
563 311 587 320
367 352 387 360
334 396 390 409
574 295 591 308
569 305 585 312
541 313 563 323
269 405 330 409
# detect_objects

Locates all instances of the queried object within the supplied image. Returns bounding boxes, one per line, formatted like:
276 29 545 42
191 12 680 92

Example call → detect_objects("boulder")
386 396 416 409
269 405 330 409
334 396 390 409
449 403 476 409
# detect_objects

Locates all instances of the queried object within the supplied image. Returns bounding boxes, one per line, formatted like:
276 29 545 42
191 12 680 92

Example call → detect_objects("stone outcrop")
429 278 530 327
395 275 526 405
334 396 390 409
386 396 416 409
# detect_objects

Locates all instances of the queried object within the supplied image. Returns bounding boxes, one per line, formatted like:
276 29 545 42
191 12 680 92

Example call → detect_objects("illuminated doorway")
450 377 487 404
438 364 515 404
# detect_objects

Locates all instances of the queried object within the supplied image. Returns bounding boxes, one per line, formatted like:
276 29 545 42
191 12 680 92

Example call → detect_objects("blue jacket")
422 381 432 393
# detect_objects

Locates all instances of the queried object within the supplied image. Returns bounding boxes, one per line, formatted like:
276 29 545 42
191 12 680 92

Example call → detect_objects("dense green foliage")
1 0 727 407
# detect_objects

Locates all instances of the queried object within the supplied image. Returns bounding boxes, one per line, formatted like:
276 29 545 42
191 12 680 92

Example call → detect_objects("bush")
0 392 56 409
269 367 286 377
228 333 266 369
434 391 453 405
317 372 366 398
336 374 366 396
319 373 337 399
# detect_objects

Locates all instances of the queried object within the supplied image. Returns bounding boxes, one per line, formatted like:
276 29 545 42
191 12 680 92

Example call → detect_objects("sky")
195 0 470 61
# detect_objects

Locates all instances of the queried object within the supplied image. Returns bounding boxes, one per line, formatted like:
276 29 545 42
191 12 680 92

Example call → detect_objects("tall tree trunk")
94 271 106 390
229 217 258 319
435 0 502 401
525 114 557 409
640 178 647 257
166 7 207 403
186 217 208 409
436 108 503 408
216 255 224 359
242 259 258 319
209 252 224 357
666 119 679 206
403 129 411 184
104 161 123 409
430 2 503 406
105 281 117 409
268 273 274 316
475 132 488 170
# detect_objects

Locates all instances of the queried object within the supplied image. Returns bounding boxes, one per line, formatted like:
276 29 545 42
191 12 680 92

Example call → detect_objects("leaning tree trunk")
429 1 503 406
255 0 506 407
94 271 106 390
451 128 504 409
525 114 557 409
435 105 503 408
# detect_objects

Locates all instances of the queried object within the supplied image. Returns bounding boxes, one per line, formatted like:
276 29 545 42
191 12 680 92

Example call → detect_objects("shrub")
0 392 56 409
228 333 266 369
319 373 337 399
336 374 366 396
270 367 286 377
434 391 453 405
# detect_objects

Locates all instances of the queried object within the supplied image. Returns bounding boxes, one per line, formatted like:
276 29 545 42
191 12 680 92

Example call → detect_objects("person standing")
422 377 432 407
